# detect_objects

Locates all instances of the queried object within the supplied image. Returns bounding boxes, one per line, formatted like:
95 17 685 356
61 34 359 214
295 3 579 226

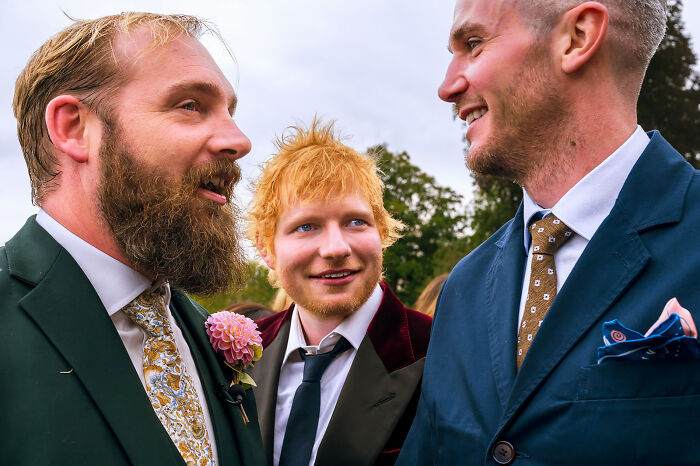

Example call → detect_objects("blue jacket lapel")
502 131 695 425
486 204 527 410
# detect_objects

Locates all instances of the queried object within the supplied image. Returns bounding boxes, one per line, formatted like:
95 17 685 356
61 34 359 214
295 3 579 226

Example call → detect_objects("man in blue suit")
399 0 700 464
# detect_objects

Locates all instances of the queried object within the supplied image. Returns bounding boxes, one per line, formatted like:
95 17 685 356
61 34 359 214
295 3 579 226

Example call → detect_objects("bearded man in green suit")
1 13 265 466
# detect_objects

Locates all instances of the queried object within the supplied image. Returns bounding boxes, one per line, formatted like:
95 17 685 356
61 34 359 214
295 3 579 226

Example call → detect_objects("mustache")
185 159 242 199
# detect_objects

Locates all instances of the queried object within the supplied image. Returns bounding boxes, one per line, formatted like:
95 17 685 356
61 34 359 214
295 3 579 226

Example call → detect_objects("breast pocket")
568 360 700 465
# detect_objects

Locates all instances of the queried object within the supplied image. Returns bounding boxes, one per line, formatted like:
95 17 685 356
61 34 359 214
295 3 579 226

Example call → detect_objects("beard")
97 124 246 295
465 46 574 185
280 259 382 320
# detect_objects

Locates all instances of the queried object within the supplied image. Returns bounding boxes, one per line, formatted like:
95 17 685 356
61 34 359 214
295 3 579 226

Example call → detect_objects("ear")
257 237 276 270
45 95 96 163
555 2 608 74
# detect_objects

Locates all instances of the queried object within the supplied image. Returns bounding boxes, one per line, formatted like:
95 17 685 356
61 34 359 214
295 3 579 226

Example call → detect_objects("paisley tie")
122 289 216 466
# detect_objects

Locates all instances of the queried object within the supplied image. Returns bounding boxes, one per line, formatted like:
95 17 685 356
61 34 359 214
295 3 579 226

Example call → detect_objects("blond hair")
414 274 448 317
13 12 219 204
248 119 404 258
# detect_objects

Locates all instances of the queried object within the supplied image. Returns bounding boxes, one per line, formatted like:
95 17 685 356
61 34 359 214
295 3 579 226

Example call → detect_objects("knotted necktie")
516 215 573 370
279 336 353 466
122 289 215 466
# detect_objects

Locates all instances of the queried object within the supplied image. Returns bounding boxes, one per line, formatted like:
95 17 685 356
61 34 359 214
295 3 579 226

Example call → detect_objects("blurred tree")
193 261 276 313
638 0 700 168
372 144 469 305
465 0 700 248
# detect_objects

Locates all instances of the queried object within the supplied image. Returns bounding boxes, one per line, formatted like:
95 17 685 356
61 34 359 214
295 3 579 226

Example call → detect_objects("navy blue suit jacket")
398 132 700 465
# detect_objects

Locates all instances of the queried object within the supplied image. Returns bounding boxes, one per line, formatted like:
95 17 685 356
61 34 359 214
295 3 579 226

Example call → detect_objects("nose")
209 115 252 160
319 223 351 260
438 57 468 103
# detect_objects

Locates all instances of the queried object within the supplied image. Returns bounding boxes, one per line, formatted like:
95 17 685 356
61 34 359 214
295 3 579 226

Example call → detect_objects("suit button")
492 441 515 464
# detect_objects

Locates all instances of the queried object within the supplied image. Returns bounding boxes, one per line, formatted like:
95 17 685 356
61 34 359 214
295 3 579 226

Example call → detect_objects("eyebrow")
447 22 488 53
164 81 238 114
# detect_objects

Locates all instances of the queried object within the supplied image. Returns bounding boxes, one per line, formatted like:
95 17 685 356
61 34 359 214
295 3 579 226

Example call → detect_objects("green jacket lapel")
315 335 424 466
170 290 266 466
7 217 183 465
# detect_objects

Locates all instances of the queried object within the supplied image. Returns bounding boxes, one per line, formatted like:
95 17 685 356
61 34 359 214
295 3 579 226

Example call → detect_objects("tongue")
197 187 226 205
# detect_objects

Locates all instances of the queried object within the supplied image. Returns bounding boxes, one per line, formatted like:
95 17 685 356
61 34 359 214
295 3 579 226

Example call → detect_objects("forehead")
279 188 373 221
112 27 236 108
450 0 521 43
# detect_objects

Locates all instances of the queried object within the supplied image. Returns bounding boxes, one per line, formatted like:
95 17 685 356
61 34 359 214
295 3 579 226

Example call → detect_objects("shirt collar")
522 126 650 252
282 284 384 364
36 209 155 316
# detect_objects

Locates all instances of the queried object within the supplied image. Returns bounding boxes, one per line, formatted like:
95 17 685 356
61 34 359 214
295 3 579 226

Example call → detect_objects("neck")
524 111 637 209
41 192 152 278
296 307 346 346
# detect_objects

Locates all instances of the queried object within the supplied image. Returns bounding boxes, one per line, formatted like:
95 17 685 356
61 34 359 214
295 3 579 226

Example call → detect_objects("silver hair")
516 0 667 74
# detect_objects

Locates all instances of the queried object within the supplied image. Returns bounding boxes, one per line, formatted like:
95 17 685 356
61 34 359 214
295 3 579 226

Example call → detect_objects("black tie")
279 336 353 466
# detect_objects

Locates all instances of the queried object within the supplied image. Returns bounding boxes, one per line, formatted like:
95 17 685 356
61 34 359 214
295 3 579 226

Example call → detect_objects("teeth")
202 176 225 193
321 272 351 279
466 107 487 125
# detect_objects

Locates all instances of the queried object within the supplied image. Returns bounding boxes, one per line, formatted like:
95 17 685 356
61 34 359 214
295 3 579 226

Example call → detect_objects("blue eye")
349 219 367 227
296 224 313 232
180 101 198 111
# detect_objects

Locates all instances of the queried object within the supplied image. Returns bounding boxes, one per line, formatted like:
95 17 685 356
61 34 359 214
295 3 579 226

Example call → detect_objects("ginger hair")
248 119 404 258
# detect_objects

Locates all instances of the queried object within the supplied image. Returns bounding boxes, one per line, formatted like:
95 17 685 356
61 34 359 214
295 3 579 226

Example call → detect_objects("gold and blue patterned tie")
122 289 216 466
516 215 573 370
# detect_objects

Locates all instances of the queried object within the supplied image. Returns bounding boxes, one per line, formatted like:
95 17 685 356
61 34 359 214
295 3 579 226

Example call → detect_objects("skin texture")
439 0 638 208
42 28 251 287
260 192 383 346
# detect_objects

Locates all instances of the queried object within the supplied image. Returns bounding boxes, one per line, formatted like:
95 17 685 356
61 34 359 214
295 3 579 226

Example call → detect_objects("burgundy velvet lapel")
256 305 294 348
367 282 432 373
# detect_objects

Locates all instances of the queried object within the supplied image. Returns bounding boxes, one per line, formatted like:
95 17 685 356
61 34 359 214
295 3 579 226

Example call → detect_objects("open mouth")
200 175 231 196
310 270 357 280
466 107 488 126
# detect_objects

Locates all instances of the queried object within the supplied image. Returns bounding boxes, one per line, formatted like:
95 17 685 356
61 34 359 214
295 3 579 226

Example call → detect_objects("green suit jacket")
0 216 266 466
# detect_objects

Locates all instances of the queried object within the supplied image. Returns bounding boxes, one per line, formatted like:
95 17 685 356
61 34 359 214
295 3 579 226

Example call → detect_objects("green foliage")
638 0 700 168
372 144 469 305
466 0 700 248
192 261 276 313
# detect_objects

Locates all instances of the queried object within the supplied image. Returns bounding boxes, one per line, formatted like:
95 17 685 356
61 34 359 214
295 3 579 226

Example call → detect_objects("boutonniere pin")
205 311 263 423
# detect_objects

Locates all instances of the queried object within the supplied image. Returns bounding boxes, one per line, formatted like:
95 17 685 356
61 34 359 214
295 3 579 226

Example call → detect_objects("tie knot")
299 336 352 383
529 215 573 254
122 290 171 337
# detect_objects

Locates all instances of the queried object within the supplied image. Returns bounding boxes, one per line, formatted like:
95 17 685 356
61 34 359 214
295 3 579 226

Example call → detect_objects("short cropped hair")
516 0 666 79
248 119 404 258
13 12 218 205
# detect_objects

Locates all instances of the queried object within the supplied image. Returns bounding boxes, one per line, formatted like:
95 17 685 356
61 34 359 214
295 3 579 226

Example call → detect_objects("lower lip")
197 187 227 205
312 272 357 286
466 113 486 138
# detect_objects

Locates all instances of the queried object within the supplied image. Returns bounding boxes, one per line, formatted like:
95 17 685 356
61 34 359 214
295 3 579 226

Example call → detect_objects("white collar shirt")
517 126 650 329
35 209 218 462
273 284 384 466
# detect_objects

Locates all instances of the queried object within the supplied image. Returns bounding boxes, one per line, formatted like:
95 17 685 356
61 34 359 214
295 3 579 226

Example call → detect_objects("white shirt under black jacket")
35 209 219 462
517 126 651 330
273 284 384 466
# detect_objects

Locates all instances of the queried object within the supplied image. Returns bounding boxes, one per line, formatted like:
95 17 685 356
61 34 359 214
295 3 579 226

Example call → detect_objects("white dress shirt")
517 126 651 330
36 210 218 462
273 284 384 466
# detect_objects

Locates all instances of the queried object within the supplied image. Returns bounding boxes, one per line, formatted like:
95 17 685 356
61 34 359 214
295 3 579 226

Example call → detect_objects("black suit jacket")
248 283 431 465
0 217 266 466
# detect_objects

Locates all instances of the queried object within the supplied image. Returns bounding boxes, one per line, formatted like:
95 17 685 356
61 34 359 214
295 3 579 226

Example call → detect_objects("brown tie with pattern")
516 214 573 370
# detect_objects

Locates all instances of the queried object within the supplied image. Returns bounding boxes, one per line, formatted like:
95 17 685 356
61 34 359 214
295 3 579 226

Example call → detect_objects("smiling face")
438 0 570 183
96 28 250 293
261 191 383 319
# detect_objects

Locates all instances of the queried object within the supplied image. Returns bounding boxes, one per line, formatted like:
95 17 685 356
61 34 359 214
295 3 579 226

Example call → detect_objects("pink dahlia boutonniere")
205 311 263 423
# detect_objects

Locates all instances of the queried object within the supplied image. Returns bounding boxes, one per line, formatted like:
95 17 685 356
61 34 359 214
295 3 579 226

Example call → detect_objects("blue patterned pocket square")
597 313 700 364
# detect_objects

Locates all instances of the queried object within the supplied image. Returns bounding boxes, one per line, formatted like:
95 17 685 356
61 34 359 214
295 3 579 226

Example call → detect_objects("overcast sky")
2 1 699 245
